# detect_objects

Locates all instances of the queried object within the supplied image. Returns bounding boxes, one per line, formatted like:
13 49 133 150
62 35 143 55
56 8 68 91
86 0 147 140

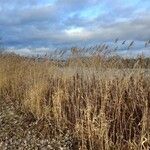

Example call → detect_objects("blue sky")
0 0 150 55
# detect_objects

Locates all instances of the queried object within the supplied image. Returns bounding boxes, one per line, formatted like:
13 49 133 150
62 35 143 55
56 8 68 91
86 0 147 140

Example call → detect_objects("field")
0 49 150 149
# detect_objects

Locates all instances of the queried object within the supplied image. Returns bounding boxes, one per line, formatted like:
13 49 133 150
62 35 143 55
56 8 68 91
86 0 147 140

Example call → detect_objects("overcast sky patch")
0 0 150 55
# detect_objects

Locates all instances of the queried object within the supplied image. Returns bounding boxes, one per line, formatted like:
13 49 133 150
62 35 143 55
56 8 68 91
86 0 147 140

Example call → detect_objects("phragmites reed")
0 43 150 149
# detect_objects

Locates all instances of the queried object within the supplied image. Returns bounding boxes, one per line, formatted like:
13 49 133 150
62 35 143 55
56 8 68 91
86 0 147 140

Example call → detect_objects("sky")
0 0 150 56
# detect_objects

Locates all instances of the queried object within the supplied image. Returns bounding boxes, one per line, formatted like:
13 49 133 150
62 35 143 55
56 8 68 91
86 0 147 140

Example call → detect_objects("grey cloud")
63 10 150 42
2 13 150 48
0 0 37 7
0 5 59 26
20 5 59 24
0 0 150 53
91 18 150 42
55 0 99 11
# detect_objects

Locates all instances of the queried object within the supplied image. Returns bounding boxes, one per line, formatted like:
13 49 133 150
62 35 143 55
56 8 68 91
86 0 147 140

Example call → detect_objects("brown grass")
0 50 150 149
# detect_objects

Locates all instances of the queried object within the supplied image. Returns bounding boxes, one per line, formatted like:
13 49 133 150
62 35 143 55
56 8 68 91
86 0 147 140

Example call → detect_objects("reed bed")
0 49 150 149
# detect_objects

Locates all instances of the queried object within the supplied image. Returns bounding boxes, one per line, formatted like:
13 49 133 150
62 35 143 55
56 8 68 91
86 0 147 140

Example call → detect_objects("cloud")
55 0 99 11
0 0 149 56
0 0 37 7
62 12 150 43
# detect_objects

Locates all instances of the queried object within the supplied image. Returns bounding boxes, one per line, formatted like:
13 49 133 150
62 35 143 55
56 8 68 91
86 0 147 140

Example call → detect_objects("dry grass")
0 49 150 149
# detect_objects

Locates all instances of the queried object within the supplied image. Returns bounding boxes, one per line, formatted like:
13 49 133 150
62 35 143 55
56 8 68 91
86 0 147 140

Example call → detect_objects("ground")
0 97 73 150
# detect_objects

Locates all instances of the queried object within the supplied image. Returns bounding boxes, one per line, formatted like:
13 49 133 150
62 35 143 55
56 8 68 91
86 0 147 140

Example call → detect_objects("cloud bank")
0 0 150 55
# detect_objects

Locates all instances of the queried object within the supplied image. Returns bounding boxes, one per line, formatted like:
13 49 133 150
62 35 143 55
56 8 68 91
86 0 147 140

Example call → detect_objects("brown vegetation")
0 48 150 149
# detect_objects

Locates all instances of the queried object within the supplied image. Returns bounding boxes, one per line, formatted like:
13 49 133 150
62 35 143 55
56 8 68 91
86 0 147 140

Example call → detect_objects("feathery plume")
114 38 119 43
128 41 134 49
122 40 126 45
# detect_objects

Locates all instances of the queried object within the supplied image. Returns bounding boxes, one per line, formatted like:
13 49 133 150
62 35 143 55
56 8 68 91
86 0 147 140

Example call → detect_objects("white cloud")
64 27 92 40
0 0 150 57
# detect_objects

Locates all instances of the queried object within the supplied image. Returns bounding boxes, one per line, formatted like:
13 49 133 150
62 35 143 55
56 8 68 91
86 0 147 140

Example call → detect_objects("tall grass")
0 48 150 149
